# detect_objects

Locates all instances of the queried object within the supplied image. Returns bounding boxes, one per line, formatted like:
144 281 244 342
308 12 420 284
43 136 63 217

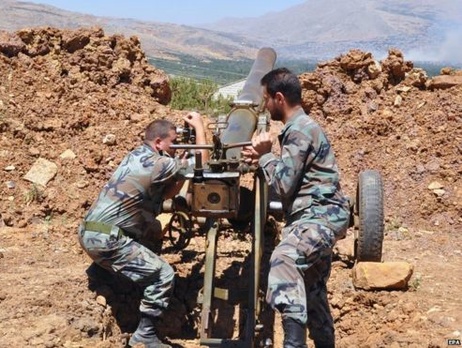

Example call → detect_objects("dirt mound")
0 27 461 348
298 48 461 232
0 26 183 228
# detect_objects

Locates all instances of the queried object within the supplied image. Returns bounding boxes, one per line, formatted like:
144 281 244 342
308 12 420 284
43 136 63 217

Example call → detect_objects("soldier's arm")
259 129 310 198
183 112 209 163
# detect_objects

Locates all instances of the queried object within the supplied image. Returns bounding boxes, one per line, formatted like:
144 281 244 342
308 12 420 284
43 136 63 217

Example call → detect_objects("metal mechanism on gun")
176 121 196 144
164 47 278 348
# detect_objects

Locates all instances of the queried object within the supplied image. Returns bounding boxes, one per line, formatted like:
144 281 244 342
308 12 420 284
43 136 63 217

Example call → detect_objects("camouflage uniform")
259 108 350 345
78 143 190 317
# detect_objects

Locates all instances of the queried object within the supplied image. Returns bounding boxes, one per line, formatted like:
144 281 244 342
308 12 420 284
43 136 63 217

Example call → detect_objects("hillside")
0 27 461 347
1 0 462 63
203 0 462 61
0 0 258 60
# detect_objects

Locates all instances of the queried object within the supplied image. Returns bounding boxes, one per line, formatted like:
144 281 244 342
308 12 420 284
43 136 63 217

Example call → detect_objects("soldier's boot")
128 314 171 348
314 343 335 348
282 317 308 348
312 327 335 348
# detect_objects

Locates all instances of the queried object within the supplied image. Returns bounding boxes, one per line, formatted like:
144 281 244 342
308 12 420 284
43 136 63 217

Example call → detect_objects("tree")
170 77 233 117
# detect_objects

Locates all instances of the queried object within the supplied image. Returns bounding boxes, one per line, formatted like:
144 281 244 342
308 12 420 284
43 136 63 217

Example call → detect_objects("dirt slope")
0 27 461 348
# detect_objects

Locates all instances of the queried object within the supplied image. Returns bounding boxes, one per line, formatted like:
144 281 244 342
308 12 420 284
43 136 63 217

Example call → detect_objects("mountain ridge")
0 0 259 60
1 0 461 64
201 0 462 62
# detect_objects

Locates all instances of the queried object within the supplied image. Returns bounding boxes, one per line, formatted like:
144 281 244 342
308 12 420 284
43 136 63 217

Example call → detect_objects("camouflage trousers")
78 226 174 318
266 220 336 345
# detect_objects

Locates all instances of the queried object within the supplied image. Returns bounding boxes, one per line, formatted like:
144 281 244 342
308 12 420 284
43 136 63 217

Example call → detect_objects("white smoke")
436 29 462 63
405 20 462 65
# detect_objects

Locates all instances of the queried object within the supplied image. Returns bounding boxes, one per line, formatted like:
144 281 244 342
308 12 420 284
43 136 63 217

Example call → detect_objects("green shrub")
170 77 233 117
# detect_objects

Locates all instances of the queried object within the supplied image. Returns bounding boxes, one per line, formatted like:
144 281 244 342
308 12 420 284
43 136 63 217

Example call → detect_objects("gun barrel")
220 48 277 159
235 47 277 106
170 144 214 150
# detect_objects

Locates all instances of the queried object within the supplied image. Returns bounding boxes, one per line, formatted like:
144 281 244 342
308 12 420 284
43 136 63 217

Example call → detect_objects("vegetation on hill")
169 76 233 116
148 54 320 85
148 55 253 85
150 53 461 87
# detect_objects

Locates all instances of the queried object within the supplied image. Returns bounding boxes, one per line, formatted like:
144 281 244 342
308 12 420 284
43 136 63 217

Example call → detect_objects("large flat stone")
353 261 414 290
23 158 58 187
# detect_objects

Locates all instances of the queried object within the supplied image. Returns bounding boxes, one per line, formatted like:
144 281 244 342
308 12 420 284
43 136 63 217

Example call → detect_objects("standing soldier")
243 68 350 348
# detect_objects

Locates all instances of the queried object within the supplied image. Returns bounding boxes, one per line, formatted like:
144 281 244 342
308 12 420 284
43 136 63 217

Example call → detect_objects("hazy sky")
26 0 306 25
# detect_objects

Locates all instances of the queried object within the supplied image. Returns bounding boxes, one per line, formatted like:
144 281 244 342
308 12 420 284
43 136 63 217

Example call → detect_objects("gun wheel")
354 170 384 262
168 211 193 250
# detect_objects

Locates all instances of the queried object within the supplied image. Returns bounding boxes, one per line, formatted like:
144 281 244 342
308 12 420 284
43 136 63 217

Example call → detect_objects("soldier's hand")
252 131 272 156
183 111 205 132
183 111 208 162
241 145 259 165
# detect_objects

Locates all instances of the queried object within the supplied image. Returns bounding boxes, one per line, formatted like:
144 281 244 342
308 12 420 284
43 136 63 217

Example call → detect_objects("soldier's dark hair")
260 67 302 106
144 119 176 142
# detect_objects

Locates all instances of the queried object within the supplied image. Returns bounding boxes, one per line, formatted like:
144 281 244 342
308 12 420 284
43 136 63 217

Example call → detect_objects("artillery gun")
162 47 384 347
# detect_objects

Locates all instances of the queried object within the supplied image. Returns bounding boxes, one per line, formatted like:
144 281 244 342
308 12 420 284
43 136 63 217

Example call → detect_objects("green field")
148 54 460 86
148 54 319 85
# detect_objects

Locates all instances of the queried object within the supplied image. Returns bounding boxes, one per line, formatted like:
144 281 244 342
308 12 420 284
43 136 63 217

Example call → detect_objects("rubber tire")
355 170 384 262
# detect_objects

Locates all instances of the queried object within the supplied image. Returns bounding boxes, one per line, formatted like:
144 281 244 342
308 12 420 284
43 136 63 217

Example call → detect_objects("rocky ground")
0 27 461 347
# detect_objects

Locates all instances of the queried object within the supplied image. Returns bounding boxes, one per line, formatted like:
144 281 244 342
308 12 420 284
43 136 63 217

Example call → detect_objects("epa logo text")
448 339 461 346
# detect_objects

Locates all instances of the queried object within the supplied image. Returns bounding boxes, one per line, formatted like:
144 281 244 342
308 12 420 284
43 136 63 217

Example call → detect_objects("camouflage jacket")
84 143 190 239
259 108 349 233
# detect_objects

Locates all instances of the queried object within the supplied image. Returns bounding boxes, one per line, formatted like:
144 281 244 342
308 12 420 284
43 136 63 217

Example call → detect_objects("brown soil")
0 27 461 348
